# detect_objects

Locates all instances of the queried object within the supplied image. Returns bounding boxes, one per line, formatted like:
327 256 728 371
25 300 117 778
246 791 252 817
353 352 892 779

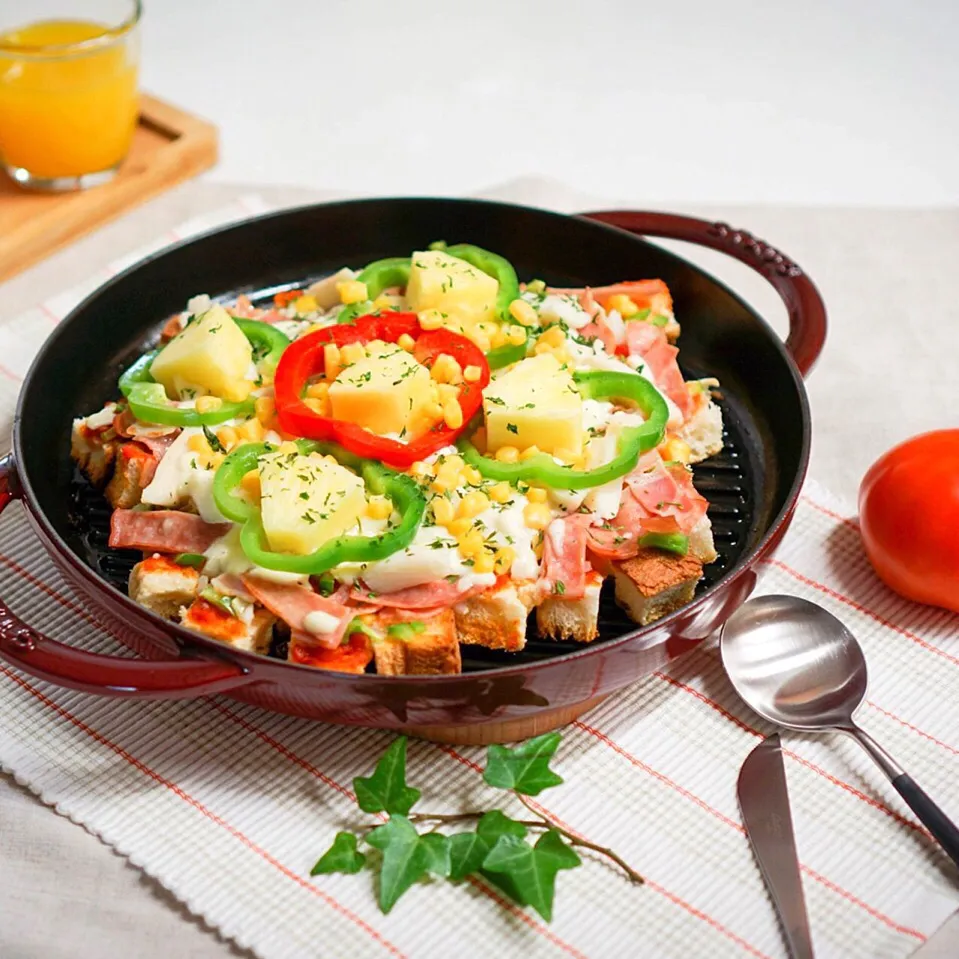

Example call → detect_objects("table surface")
1 178 958 957
132 0 959 208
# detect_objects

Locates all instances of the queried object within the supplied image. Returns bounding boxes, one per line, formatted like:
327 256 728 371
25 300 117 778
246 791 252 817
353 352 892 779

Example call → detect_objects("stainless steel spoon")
721 594 959 870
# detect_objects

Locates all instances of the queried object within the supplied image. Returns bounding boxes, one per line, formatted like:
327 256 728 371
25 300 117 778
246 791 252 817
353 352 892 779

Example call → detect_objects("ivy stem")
399 807 644 885
514 794 645 885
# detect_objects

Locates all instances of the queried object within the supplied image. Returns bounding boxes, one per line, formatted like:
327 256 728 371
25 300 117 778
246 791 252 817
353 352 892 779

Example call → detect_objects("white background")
140 0 959 206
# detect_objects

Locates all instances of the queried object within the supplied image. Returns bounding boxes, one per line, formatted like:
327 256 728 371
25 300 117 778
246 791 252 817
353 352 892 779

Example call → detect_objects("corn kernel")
448 517 473 538
440 454 464 472
432 497 455 526
293 294 318 315
254 396 275 425
488 481 512 504
490 327 508 349
410 460 433 478
238 418 266 443
606 293 639 318
324 343 342 380
195 395 223 414
520 445 542 461
507 325 528 346
552 348 571 365
187 434 209 453
418 309 445 331
437 383 459 405
471 333 492 353
365 495 393 520
305 380 330 399
341 342 368 366
208 452 226 469
430 475 454 494
397 333 416 352
221 379 253 403
303 397 328 415
662 436 693 465
240 469 261 502
539 325 566 348
443 400 463 430
457 529 485 558
373 294 402 311
509 298 538 327
553 447 579 464
458 489 489 519
463 364 482 383
424 401 445 421
463 465 483 485
473 552 496 574
495 446 519 464
337 280 368 305
526 486 547 503
493 546 515 574
523 502 552 530
216 426 238 450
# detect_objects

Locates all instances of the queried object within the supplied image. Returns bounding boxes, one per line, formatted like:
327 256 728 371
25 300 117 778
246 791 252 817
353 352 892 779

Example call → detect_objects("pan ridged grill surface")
68 393 751 673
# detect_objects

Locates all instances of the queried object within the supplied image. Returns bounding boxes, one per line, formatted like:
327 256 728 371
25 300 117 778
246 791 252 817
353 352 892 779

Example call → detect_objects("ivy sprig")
310 733 642 921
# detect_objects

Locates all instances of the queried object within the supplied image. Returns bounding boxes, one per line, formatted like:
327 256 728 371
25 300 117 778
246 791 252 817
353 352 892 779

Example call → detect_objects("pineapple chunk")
259 450 365 555
406 250 498 328
328 343 432 437
150 305 253 401
483 353 583 456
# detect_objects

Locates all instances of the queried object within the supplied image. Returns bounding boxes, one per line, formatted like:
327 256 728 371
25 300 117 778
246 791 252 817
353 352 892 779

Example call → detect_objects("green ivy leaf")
310 832 366 876
367 815 431 914
448 832 490 882
483 733 564 796
354 737 421 816
420 833 452 877
477 809 529 843
481 830 581 921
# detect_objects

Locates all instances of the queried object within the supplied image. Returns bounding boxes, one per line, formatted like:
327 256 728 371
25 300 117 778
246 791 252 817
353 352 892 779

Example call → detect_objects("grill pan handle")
580 210 827 376
0 453 251 698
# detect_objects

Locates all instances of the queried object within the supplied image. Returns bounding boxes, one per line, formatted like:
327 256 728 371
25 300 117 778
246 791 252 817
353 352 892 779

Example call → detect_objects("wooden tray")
0 94 218 283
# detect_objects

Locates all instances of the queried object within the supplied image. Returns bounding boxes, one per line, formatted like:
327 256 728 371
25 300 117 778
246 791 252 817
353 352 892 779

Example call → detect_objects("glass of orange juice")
0 0 141 191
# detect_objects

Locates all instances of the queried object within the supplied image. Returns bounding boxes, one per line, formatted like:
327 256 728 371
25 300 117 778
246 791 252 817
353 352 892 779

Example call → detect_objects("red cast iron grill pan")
0 200 825 744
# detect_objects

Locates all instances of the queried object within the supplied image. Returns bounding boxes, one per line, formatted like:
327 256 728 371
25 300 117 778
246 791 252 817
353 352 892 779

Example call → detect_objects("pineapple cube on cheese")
150 305 253 401
405 250 498 328
483 353 583 456
259 449 365 555
328 343 432 437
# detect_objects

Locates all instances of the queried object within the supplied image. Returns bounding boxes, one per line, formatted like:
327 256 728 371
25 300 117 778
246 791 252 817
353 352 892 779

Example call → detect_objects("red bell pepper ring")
273 312 490 469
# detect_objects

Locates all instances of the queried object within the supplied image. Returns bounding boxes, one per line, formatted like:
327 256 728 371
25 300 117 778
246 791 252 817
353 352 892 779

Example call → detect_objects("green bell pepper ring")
637 532 689 555
117 318 290 427
212 440 426 574
337 257 412 324
457 370 668 490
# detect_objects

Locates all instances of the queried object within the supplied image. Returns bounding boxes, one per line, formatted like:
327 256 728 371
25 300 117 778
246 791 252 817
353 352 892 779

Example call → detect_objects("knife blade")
737 733 814 959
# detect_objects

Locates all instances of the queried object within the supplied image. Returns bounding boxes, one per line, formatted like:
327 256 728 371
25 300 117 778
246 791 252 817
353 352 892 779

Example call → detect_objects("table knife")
738 734 814 959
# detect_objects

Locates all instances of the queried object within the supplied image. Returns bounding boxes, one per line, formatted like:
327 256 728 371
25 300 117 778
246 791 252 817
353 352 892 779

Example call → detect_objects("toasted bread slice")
454 579 533 652
536 571 603 643
104 443 157 509
678 390 723 465
370 608 461 676
180 598 275 654
71 419 118 487
129 555 200 620
611 549 703 626
688 516 718 565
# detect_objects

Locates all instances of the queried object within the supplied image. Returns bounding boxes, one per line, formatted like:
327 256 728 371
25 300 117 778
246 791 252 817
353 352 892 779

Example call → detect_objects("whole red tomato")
859 430 959 613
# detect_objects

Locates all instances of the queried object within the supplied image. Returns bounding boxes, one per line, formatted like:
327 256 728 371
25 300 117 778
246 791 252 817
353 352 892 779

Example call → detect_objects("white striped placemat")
0 198 956 958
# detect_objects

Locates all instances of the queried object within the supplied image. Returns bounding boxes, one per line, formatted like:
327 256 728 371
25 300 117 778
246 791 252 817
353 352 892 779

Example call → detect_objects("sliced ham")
542 515 591 599
230 294 265 319
241 575 353 649
109 510 231 553
548 280 672 314
349 578 489 610
625 453 708 534
625 323 693 420
211 573 256 604
580 318 618 357
113 408 180 458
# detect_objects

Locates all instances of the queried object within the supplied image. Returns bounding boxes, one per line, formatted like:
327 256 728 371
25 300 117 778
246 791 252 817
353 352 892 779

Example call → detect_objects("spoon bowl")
720 593 959 873
720 594 867 731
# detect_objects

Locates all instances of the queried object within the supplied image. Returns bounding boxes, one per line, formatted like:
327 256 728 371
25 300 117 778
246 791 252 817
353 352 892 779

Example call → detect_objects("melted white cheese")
303 610 342 635
202 526 251 578
537 293 591 330
82 404 118 430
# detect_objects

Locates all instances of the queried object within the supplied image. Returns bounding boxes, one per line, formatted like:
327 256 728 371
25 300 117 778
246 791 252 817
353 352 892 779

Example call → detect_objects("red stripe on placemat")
0 664 407 959
575 721 926 942
436 745 773 959
801 493 860 531
0 364 21 383
651 672 928 836
866 702 959 757
763 558 959 668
